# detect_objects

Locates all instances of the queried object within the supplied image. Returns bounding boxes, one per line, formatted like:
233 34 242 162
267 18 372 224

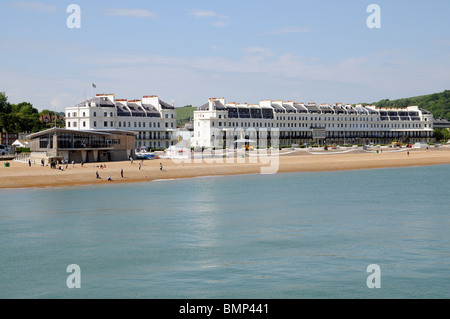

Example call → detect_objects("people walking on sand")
72 160 75 168
28 159 31 167
160 163 163 171
41 158 44 166
121 169 123 178
96 171 100 179
407 151 410 156
107 176 112 181
138 162 141 170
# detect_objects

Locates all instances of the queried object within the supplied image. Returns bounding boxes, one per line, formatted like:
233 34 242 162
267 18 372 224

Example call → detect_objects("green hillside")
175 105 197 127
372 90 450 121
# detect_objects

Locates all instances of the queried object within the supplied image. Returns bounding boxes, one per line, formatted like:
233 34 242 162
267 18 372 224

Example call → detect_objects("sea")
0 164 449 299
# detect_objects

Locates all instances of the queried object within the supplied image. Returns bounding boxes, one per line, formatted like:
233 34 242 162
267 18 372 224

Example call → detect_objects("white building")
12 139 30 148
65 93 177 150
193 98 434 148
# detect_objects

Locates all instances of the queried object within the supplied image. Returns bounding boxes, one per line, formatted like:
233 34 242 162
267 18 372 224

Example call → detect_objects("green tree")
434 128 443 140
0 92 12 114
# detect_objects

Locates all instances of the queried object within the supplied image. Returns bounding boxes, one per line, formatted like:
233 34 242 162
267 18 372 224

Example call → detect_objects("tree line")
0 92 63 133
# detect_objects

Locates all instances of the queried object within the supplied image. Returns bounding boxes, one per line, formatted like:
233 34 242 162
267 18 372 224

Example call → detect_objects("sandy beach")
1 147 450 189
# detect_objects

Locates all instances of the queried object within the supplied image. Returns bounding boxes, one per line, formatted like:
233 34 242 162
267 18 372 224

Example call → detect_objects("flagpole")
91 83 97 98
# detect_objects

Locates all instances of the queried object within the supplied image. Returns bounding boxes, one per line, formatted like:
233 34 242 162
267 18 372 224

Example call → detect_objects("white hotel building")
193 98 434 148
65 94 177 149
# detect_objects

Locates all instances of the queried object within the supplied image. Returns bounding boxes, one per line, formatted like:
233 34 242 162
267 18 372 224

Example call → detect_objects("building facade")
65 94 177 150
193 98 434 148
433 118 450 130
40 113 65 126
0 133 19 146
28 127 135 164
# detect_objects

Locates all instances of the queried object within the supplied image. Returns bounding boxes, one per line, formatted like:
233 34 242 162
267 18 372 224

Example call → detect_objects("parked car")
0 144 9 155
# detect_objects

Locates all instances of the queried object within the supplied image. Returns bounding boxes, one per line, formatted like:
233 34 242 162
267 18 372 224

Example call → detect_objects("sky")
1 0 450 112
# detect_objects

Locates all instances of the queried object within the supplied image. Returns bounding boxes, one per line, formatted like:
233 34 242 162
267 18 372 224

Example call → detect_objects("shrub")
15 147 30 153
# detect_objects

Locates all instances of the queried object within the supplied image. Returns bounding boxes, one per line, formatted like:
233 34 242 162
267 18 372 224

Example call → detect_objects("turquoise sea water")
0 165 449 299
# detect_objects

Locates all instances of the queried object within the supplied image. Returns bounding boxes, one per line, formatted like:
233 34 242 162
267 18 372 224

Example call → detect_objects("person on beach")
121 169 123 178
107 176 112 181
28 159 31 167
139 162 141 170
160 163 163 171
72 161 75 168
407 151 410 156
41 158 44 166
96 171 100 179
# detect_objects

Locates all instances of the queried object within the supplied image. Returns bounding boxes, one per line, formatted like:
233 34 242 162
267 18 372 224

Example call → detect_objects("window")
83 121 86 127
83 112 85 117
165 114 168 118
93 112 96 117
110 112 113 117
165 123 168 128
104 112 107 117
68 122 71 127
104 121 108 127
73 122 77 127
110 121 113 127
93 121 97 127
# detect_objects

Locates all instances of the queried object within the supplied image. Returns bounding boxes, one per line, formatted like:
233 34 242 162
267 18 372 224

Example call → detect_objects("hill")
372 90 450 121
175 105 197 127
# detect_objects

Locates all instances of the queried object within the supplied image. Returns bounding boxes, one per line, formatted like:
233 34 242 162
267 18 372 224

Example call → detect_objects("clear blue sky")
1 0 449 112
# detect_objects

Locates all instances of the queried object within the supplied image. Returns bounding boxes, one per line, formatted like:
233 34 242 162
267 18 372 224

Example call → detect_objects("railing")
14 153 32 163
